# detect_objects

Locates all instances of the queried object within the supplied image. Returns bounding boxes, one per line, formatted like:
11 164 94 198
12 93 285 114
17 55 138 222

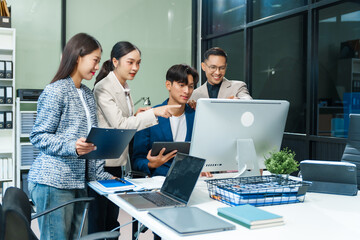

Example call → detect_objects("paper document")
128 176 165 190
88 178 135 195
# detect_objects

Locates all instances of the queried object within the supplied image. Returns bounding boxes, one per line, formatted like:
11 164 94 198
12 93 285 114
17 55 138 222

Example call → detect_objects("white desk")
108 175 360 240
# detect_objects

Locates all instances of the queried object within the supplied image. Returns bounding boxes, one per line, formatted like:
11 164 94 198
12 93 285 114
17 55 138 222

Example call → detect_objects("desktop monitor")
189 99 289 175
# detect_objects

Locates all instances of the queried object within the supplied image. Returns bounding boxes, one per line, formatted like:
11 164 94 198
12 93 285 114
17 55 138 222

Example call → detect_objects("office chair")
341 114 360 189
300 114 360 190
124 138 149 179
1 187 119 240
0 203 3 240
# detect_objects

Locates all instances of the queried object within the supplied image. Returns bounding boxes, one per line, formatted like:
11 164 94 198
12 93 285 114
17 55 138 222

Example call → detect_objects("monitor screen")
189 99 289 174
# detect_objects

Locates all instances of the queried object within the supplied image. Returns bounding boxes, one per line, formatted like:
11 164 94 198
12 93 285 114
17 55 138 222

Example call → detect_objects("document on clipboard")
78 127 136 159
88 178 136 194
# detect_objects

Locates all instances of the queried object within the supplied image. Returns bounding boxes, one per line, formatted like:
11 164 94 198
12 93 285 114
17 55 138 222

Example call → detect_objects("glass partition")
317 2 360 137
252 15 306 133
203 0 246 35
251 0 306 21
208 31 245 82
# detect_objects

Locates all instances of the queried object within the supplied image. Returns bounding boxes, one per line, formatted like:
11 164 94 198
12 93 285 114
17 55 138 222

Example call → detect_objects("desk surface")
108 174 360 240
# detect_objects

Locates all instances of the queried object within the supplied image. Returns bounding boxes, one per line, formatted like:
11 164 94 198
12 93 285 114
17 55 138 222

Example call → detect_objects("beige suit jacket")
189 78 252 101
93 72 158 167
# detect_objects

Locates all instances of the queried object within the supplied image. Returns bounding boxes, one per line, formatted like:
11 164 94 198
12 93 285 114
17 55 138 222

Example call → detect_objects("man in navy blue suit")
132 64 198 176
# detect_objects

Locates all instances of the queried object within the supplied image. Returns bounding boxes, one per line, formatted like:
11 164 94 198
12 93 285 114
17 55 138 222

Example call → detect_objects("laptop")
300 160 358 196
148 207 235 235
118 153 205 210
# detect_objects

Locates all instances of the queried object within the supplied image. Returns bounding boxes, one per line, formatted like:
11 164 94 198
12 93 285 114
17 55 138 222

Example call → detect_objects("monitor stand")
234 139 260 177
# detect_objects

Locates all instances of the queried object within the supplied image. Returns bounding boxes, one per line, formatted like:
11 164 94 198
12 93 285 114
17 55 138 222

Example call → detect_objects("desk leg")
132 217 138 240
154 233 161 240
132 218 161 240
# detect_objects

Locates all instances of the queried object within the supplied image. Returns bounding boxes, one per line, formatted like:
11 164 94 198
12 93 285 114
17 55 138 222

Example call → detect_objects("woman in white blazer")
89 41 179 233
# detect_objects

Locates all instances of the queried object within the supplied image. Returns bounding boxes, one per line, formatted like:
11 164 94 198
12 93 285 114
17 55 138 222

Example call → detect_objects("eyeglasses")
204 63 226 72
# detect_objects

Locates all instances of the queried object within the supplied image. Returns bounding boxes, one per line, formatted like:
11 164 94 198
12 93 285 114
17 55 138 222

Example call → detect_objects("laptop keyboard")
140 192 182 207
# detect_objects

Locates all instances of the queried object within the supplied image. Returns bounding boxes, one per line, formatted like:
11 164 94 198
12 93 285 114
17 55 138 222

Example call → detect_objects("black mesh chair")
341 114 360 189
1 187 119 240
0 203 3 240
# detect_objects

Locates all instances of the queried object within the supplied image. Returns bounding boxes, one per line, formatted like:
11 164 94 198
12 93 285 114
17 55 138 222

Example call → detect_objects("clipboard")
78 127 136 159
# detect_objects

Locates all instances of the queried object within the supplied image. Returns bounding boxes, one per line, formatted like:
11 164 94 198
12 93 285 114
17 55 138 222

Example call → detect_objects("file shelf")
0 27 15 198
15 97 38 196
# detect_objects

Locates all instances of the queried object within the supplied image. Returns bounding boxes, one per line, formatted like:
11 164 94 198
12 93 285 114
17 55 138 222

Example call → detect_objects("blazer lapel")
185 106 193 141
158 116 173 141
218 78 231 98
109 73 131 117
199 83 210 98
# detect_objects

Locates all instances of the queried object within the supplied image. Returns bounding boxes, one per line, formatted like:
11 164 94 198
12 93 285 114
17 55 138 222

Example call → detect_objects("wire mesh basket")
206 175 311 207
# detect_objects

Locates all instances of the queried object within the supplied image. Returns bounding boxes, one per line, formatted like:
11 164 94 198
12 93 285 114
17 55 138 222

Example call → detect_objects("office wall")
7 0 192 108
66 0 192 107
7 0 62 90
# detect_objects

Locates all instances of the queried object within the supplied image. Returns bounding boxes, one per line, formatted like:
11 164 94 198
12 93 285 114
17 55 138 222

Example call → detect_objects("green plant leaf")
264 148 299 175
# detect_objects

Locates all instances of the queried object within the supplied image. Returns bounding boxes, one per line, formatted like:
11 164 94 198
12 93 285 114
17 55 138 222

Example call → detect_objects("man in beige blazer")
189 47 252 101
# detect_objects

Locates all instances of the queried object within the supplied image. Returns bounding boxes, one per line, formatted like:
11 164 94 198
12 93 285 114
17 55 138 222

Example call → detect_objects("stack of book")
217 204 284 229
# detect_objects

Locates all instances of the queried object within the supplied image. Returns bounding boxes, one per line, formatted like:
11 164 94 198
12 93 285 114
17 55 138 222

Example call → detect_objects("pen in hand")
115 177 126 184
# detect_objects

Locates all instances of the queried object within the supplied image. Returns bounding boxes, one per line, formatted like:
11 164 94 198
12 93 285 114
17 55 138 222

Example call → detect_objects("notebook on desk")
118 153 205 211
148 207 235 235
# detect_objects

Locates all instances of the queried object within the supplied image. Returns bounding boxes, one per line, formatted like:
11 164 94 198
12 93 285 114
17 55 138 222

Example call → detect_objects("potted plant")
264 148 299 182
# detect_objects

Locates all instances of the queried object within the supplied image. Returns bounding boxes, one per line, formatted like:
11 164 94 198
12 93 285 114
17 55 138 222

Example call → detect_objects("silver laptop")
118 153 205 211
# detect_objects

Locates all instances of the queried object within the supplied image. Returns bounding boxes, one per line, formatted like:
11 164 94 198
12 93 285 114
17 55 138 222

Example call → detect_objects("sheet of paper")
128 176 165 191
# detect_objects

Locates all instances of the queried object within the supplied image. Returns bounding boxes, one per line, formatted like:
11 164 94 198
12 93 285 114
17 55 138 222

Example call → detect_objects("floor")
30 209 155 240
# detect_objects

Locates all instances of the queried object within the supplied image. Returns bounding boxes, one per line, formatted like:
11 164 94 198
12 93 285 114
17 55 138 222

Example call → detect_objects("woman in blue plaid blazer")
27 33 112 240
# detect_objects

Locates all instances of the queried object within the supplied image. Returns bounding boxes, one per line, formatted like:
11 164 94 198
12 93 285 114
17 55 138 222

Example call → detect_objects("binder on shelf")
0 61 5 78
5 111 12 128
0 86 5 103
0 111 4 128
5 86 12 104
5 61 13 79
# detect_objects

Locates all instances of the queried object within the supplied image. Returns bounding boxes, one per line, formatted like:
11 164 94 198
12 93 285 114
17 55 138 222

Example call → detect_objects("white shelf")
0 28 16 193
19 101 38 104
16 96 38 192
0 178 12 182
20 166 31 171
0 150 12 154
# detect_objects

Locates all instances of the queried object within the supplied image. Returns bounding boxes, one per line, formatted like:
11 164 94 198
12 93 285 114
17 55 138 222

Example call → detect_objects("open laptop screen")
161 153 205 203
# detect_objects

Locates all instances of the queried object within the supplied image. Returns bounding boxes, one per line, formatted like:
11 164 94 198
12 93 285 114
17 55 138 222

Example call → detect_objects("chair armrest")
79 231 120 240
31 197 95 219
126 170 149 179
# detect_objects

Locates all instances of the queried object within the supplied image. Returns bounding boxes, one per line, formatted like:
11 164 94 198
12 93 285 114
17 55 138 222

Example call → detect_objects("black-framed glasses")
204 63 227 72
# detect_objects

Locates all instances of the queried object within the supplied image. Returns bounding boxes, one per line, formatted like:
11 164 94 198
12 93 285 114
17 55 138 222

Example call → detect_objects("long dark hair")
95 41 141 85
51 33 102 83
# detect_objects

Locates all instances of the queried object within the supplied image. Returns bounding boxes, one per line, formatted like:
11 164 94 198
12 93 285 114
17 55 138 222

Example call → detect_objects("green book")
217 204 284 229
